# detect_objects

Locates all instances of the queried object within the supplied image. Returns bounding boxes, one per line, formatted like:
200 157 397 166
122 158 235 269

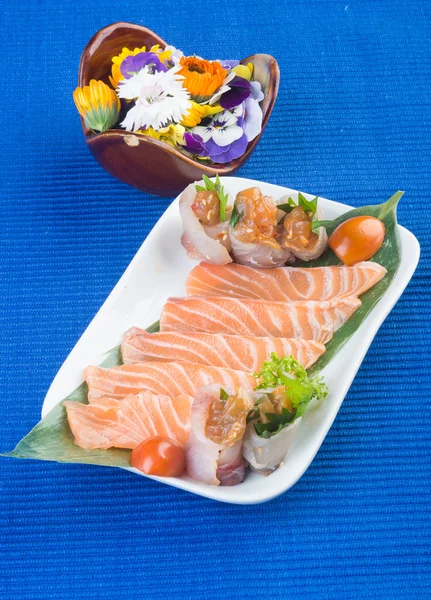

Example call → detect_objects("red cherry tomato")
131 436 186 477
329 216 385 265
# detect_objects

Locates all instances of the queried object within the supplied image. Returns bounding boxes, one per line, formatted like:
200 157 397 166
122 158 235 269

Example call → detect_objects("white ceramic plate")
42 177 420 504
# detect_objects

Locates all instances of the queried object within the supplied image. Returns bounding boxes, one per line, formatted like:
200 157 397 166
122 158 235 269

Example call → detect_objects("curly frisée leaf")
253 353 328 431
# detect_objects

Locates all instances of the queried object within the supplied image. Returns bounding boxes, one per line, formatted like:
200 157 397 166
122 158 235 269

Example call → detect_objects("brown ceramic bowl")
78 22 280 196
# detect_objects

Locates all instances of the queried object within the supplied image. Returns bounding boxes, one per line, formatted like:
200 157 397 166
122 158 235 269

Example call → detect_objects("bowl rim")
77 21 280 174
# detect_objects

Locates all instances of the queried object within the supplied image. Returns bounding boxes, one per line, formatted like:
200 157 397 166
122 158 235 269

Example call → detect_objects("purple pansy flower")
204 133 248 163
185 111 248 163
229 81 264 142
219 76 252 110
243 81 264 141
120 52 168 79
183 132 207 156
218 59 240 69
192 111 244 147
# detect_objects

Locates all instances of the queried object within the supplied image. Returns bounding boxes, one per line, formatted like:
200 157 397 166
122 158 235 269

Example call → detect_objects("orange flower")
178 56 227 101
73 80 120 132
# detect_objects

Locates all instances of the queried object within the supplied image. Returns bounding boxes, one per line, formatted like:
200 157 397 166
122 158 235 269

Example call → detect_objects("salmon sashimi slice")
121 329 327 370
64 391 192 450
84 361 256 403
160 296 361 342
186 261 387 301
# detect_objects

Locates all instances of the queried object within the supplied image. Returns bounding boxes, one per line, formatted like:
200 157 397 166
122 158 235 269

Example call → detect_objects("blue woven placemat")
1 1 430 598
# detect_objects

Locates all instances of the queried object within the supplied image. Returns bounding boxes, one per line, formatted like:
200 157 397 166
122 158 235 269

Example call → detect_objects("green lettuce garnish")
253 353 328 437
254 408 295 438
195 174 229 221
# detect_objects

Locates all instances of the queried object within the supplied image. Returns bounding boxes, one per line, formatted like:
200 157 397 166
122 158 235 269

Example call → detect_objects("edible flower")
117 65 190 132
232 62 254 81
109 45 172 88
139 124 185 147
190 110 248 163
192 110 243 148
180 101 223 127
120 52 168 78
231 81 264 142
219 75 252 110
178 56 228 101
73 79 120 133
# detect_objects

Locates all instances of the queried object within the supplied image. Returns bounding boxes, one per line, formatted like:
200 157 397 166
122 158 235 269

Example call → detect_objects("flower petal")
207 133 248 163
219 76 251 110
219 59 240 69
212 124 244 146
213 111 237 128
243 86 264 142
231 102 245 126
120 52 167 78
203 138 226 157
192 125 214 142
207 72 236 105
183 132 206 155
250 80 264 102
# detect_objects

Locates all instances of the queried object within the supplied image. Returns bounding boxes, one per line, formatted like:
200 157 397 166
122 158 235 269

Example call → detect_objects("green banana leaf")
307 190 403 373
3 191 403 467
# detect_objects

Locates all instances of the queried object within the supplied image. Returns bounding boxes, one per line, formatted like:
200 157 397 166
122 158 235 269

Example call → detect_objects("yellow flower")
139 124 186 147
109 45 173 88
232 62 254 81
180 101 223 127
73 79 120 132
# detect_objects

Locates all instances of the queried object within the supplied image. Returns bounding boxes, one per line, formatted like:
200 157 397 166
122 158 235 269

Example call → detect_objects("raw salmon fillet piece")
160 296 361 342
121 329 327 370
84 361 256 403
64 392 192 450
186 261 386 301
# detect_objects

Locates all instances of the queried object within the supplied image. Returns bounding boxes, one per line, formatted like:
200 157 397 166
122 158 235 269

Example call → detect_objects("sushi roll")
180 177 233 265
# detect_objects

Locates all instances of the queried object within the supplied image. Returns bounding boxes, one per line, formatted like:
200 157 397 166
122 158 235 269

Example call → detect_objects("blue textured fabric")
1 1 430 598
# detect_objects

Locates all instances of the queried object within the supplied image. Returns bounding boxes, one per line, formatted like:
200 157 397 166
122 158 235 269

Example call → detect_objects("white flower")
118 66 190 132
192 110 244 147
164 45 184 65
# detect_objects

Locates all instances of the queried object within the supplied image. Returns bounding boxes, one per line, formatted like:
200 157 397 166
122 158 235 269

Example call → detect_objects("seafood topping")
280 206 319 253
232 187 280 249
192 190 221 227
186 384 253 486
205 388 254 446
242 353 329 474
277 192 328 261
